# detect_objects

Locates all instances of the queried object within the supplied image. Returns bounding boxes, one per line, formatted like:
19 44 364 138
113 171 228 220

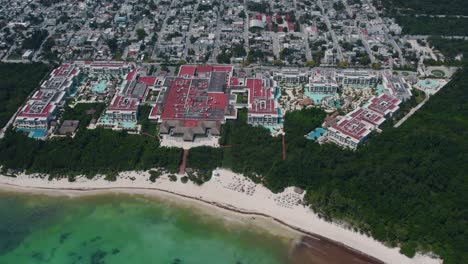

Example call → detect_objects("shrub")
149 170 162 182
168 174 177 182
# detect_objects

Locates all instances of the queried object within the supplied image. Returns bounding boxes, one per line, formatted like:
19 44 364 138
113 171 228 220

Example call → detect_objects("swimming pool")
97 114 113 125
418 79 441 95
16 128 48 139
418 79 440 89
120 121 137 129
327 99 341 108
304 91 335 104
274 87 281 101
92 80 107 93
376 84 384 95
306 127 327 140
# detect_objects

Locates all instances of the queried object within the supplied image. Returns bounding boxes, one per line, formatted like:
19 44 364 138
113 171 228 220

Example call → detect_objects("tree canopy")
0 63 51 128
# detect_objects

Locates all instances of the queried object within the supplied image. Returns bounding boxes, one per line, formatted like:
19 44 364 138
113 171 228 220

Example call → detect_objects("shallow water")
0 191 293 264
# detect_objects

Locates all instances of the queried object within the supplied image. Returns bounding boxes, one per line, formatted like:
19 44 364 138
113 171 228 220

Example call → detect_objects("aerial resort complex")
0 0 465 262
10 61 430 150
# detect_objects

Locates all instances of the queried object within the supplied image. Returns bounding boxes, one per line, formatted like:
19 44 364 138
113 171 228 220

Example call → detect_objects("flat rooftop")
349 108 385 126
178 65 233 78
383 75 411 101
160 77 228 121
107 95 138 112
367 94 401 116
154 65 234 122
332 117 373 141
18 101 55 119
52 63 78 77
247 78 277 115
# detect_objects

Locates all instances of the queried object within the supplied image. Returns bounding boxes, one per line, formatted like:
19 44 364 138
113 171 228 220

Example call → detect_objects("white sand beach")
0 169 441 264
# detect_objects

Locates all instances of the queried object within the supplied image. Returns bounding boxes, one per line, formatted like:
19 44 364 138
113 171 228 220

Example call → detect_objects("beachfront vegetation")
149 170 162 182
0 63 51 128
0 128 182 177
168 175 177 182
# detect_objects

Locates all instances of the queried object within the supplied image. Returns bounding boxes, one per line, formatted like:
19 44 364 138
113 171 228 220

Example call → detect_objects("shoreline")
0 170 441 264
0 182 382 263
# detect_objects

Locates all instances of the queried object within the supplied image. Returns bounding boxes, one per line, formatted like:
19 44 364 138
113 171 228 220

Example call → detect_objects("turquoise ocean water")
0 191 293 264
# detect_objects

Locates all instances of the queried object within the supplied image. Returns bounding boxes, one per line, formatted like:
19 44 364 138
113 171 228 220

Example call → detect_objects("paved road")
363 0 406 65
152 0 176 60
394 92 429 128
360 35 377 63
184 0 201 60
243 0 250 56
317 0 344 61
209 10 222 63
0 107 21 139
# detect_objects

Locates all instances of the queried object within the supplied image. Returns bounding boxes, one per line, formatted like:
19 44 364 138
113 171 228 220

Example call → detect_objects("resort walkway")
394 93 430 128
179 149 189 175
282 135 286 161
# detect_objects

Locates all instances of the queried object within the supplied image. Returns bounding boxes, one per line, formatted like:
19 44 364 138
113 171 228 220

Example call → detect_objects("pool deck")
306 128 327 141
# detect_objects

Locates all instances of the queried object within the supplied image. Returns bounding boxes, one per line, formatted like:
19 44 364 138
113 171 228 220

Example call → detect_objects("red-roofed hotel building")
14 63 82 135
328 94 401 150
148 65 237 141
148 65 280 141
96 69 153 130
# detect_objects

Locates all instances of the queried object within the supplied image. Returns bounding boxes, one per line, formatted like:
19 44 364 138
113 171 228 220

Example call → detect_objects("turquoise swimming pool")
16 128 48 139
98 113 113 125
418 79 441 95
306 127 327 140
327 99 341 108
304 91 335 104
418 79 440 89
274 87 281 101
376 84 384 95
92 80 107 93
120 121 137 129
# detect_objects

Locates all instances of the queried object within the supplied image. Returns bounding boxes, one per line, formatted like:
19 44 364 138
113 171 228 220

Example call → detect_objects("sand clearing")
0 169 441 264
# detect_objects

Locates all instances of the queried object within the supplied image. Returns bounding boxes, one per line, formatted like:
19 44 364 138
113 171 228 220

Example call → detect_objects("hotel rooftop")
328 93 401 150
367 94 401 117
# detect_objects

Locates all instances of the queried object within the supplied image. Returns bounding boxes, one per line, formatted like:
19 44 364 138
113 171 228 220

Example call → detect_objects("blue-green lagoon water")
0 191 295 264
